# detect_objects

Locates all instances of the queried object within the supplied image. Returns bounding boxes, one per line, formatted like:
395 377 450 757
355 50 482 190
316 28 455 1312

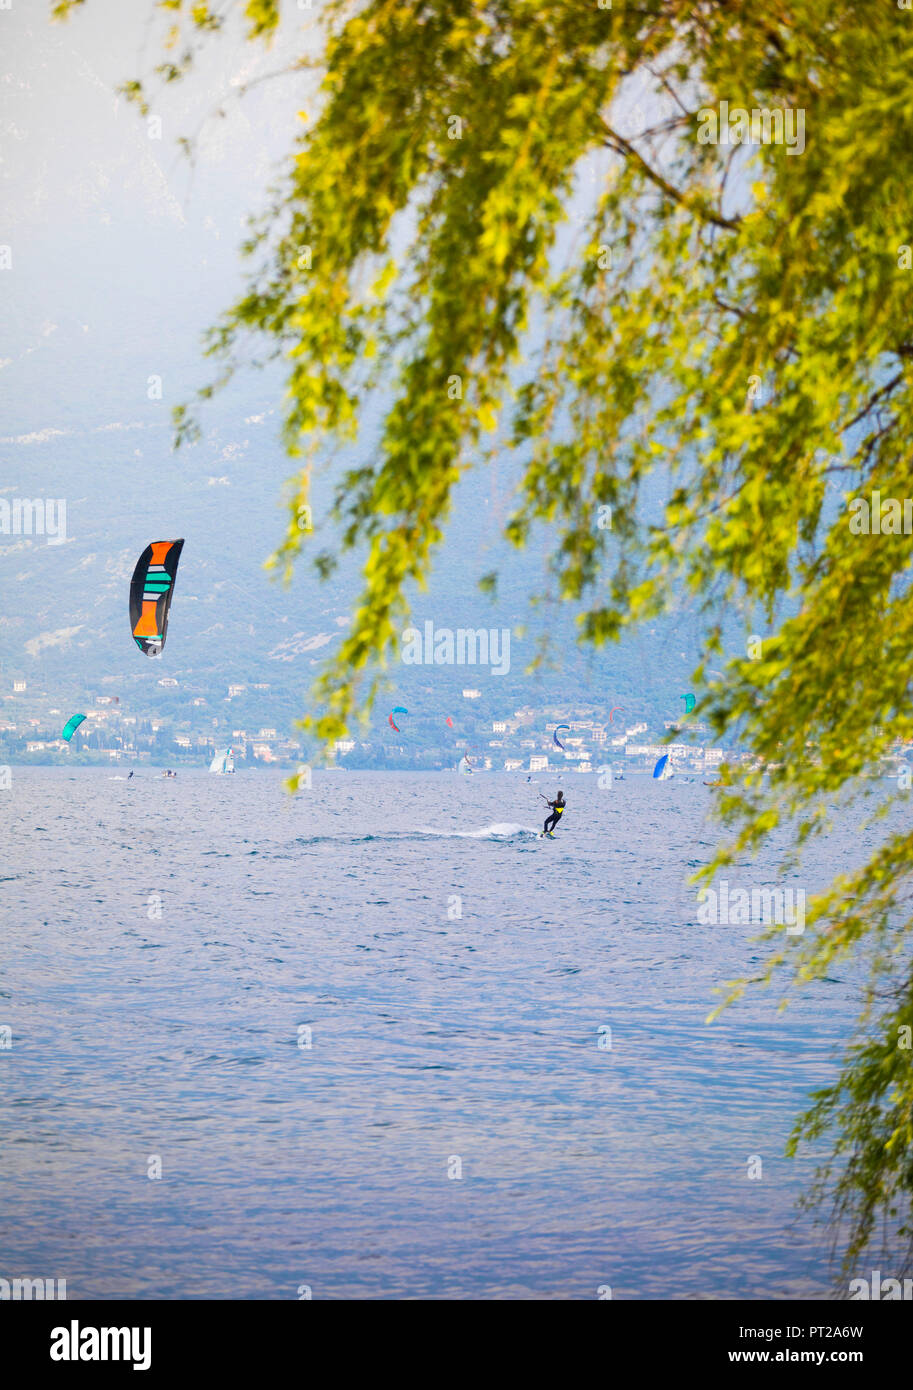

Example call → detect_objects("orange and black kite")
130 539 184 656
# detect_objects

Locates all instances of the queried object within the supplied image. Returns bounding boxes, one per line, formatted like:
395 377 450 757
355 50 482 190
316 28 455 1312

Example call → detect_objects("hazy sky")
1 1 318 438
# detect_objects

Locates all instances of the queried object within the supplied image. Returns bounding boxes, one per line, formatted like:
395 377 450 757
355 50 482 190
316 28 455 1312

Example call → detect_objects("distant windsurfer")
542 790 565 838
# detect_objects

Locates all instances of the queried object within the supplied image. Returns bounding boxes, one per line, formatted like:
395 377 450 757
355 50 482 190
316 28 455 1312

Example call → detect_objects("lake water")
0 768 883 1298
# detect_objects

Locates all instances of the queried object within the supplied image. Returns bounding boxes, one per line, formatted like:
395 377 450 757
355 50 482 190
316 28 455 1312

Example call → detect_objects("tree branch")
599 117 741 230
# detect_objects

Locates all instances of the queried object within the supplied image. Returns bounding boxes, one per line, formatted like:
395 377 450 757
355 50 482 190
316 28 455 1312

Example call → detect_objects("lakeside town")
5 677 910 778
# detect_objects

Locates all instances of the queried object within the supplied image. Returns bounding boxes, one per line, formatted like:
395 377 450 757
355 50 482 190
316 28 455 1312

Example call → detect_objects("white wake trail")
415 822 540 840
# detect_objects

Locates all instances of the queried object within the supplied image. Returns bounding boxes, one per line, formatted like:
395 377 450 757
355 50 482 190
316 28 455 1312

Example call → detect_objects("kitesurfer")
542 790 565 838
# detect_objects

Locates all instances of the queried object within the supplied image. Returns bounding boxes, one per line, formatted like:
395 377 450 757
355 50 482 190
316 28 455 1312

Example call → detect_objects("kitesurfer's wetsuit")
543 795 565 835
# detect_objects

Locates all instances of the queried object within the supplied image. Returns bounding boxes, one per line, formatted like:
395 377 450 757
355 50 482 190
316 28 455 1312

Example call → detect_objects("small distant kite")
681 693 695 713
609 706 624 722
130 539 184 656
61 713 87 742
445 716 454 728
388 706 408 732
553 724 570 751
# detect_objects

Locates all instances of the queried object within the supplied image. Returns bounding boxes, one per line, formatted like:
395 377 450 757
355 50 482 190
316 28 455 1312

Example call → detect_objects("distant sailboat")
209 748 235 775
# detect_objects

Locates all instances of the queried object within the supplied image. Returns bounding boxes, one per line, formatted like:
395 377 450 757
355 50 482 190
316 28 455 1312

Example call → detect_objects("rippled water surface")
0 769 881 1298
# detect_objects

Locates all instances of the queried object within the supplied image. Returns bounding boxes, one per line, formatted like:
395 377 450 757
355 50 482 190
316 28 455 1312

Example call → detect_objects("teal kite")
62 713 87 742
